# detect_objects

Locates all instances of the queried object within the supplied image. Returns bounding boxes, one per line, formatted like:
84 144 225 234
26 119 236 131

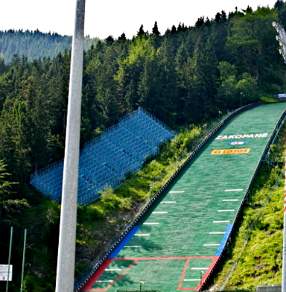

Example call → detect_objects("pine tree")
118 33 127 41
277 3 286 29
275 0 284 10
195 17 205 27
152 21 160 36
243 6 253 14
215 13 222 23
105 35 114 45
0 57 5 74
205 17 211 26
171 25 177 34
137 25 146 37
221 10 227 22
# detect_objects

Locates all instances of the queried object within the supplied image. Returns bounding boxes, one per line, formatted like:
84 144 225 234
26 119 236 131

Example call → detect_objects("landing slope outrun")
83 103 286 292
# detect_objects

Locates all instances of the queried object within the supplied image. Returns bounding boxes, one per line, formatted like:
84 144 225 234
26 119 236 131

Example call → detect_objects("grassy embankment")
21 118 223 291
75 122 210 278
211 121 286 291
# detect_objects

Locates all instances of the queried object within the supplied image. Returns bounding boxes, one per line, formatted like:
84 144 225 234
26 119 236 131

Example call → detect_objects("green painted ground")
86 103 286 292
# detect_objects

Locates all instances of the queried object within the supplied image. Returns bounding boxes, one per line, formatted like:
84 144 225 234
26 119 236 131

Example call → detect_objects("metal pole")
139 281 144 292
6 226 13 292
20 229 27 292
273 21 286 292
283 157 286 292
55 0 85 291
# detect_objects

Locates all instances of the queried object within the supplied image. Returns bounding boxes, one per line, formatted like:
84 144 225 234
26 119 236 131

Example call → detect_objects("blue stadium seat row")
30 107 174 205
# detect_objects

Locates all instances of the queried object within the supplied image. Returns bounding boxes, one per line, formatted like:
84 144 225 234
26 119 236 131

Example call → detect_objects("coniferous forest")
0 30 71 62
1 2 286 291
0 30 98 63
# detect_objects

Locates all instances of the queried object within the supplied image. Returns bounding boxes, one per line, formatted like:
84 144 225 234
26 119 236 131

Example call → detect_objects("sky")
0 0 278 39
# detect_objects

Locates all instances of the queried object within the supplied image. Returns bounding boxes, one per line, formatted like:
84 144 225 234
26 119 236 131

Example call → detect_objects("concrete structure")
55 0 85 291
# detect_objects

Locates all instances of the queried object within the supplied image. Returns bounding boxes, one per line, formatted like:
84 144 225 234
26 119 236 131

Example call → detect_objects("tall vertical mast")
273 20 286 292
55 0 85 291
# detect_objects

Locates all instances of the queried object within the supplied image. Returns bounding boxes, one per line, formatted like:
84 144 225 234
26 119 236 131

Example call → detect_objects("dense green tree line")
0 3 285 182
0 30 71 63
0 2 286 291
0 30 98 63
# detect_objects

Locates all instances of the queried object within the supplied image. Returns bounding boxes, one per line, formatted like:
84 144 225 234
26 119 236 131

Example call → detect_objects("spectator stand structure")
30 107 174 205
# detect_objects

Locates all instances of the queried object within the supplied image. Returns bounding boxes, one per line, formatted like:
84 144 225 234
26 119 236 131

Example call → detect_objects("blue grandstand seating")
30 107 174 205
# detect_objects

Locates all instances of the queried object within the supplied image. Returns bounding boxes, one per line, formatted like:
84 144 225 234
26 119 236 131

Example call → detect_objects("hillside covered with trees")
0 30 71 63
0 30 98 63
1 1 286 291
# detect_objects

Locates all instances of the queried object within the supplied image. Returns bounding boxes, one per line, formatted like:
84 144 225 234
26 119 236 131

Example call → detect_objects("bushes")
80 125 203 219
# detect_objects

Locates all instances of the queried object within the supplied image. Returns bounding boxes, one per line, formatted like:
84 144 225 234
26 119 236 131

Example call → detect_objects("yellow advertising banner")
211 148 250 155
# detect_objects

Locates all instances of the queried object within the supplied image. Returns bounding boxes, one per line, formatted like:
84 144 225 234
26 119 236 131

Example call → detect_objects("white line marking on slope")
170 190 185 193
125 245 141 248
213 220 230 223
218 209 235 212
222 199 239 202
135 234 150 237
203 243 220 247
224 189 243 192
143 222 159 225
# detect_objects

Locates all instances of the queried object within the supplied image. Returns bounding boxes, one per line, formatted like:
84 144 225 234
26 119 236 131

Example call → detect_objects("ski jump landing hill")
78 102 286 292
